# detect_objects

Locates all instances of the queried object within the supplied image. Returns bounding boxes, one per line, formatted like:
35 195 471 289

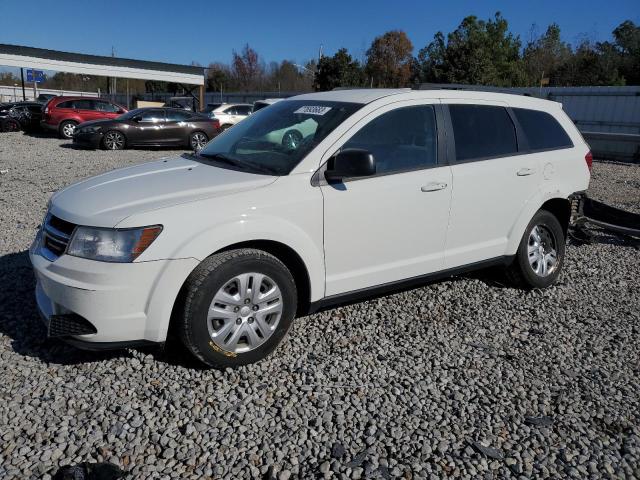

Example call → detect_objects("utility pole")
111 46 116 99
20 68 26 100
318 44 323 64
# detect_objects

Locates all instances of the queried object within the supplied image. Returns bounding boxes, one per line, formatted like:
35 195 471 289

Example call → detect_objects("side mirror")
132 115 142 122
325 149 376 182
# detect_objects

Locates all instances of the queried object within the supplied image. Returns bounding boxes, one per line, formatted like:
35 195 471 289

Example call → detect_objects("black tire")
102 130 126 150
59 120 77 139
179 248 297 368
1 118 20 132
506 209 566 289
220 124 232 131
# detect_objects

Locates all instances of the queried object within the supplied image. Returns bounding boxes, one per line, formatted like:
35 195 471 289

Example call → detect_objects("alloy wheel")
527 225 559 277
207 272 283 353
62 123 76 138
104 131 125 150
191 132 208 151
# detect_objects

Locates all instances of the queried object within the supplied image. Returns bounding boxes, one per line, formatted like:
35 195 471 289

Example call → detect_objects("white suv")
209 103 253 130
30 89 591 367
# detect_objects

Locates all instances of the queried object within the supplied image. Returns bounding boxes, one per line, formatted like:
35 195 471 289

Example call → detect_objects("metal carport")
0 43 205 106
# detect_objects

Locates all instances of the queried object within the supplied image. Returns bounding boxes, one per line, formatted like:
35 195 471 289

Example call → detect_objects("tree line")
315 14 640 90
1 13 638 95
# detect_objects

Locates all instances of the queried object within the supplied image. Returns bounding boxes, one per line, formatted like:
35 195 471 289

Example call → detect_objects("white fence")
0 86 99 102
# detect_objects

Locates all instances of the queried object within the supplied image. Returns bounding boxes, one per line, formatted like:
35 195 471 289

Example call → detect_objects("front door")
321 103 452 296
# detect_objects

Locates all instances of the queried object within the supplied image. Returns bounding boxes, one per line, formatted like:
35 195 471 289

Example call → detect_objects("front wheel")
507 210 566 289
179 249 297 368
102 130 126 150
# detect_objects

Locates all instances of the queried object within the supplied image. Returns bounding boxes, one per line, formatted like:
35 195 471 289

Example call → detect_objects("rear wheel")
1 118 20 132
507 209 565 289
179 249 297 368
102 130 126 150
59 120 77 139
189 131 208 151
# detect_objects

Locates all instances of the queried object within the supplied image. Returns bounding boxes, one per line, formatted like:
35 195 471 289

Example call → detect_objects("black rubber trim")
308 256 513 314
62 338 161 351
49 314 97 337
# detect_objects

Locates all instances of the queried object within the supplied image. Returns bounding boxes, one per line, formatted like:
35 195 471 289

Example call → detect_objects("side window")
72 100 94 110
512 108 573 151
449 105 518 161
342 105 438 175
140 110 165 122
95 102 120 113
237 106 251 115
56 101 73 109
166 110 190 122
224 106 237 115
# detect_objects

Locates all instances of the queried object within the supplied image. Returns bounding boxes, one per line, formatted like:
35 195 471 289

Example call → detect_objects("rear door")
320 102 452 296
442 101 542 269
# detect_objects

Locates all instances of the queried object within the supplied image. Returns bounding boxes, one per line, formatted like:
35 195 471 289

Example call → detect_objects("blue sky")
1 0 639 68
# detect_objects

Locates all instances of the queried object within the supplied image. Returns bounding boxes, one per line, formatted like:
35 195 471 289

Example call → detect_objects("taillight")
212 119 221 130
585 151 593 172
44 107 49 113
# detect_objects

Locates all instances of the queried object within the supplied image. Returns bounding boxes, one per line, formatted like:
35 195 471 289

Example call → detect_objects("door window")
512 108 573 151
140 110 165 123
166 110 191 122
95 101 120 113
341 105 438 175
71 100 95 110
448 105 517 161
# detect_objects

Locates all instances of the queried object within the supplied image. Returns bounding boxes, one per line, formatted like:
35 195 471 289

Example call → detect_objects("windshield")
117 109 144 120
198 100 361 175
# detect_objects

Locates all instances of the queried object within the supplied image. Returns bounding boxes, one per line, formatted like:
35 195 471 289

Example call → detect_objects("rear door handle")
421 182 448 192
517 167 536 176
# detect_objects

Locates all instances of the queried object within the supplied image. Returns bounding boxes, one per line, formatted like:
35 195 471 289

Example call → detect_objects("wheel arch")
165 239 314 344
102 129 127 148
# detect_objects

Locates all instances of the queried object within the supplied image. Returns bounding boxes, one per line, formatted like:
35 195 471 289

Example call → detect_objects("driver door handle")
421 182 448 192
517 167 536 176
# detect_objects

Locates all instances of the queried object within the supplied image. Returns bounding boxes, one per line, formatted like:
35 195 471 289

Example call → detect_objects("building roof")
0 44 204 85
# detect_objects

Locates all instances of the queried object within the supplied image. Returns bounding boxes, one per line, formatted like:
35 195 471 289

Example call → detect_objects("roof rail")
414 83 538 97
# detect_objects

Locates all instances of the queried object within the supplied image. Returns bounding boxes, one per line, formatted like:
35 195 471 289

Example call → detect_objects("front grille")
42 214 76 260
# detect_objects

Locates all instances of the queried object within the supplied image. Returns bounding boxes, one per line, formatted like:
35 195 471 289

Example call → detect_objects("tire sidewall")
184 254 297 367
189 131 208 150
517 210 566 288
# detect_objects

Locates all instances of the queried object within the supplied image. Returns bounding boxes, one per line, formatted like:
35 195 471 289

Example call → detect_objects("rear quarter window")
512 108 573 151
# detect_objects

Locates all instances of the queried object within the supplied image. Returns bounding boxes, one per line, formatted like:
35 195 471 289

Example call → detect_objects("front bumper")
72 132 103 149
29 241 199 347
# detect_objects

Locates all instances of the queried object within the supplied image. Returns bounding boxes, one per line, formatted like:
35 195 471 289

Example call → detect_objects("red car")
42 96 127 139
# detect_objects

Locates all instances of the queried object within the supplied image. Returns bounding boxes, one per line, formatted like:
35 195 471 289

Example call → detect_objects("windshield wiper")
198 152 278 175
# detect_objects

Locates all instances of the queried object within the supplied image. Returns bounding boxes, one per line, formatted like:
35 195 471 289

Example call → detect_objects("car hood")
49 155 277 227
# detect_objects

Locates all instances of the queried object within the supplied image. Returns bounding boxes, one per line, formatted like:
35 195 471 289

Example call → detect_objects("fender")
142 214 325 343
506 186 573 255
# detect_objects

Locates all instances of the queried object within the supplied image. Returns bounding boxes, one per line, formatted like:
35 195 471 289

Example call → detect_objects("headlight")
67 225 162 263
78 126 102 134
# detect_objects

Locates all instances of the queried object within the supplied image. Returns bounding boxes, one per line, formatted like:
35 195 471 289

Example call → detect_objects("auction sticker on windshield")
294 106 332 115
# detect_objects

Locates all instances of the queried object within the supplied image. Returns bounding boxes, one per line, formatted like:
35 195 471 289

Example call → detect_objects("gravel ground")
0 132 639 479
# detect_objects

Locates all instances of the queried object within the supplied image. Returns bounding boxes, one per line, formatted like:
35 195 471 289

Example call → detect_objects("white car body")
210 103 253 129
30 88 591 348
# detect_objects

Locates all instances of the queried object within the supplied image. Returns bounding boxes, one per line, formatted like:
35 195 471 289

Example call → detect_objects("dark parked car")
0 101 44 132
42 96 127 139
36 93 57 103
163 96 198 111
72 107 221 150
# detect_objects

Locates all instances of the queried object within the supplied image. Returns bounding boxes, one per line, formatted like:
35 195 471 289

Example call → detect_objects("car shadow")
58 142 190 153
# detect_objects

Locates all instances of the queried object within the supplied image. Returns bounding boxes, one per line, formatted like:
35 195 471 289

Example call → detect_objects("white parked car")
252 98 282 112
209 103 253 130
30 89 591 367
